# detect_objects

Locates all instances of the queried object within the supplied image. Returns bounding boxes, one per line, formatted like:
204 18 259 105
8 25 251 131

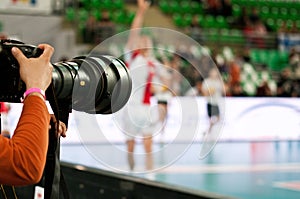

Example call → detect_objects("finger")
11 47 27 64
37 44 54 61
59 122 67 137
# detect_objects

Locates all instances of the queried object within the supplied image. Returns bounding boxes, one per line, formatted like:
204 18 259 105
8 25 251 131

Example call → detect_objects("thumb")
11 47 27 63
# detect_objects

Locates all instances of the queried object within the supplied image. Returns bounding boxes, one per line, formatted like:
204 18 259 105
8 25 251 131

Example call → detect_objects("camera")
0 39 132 114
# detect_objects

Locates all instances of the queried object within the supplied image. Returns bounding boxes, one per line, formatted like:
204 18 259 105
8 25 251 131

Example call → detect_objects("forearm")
0 95 50 185
126 4 148 50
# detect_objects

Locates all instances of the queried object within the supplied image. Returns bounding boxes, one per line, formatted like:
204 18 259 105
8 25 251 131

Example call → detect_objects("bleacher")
62 0 299 97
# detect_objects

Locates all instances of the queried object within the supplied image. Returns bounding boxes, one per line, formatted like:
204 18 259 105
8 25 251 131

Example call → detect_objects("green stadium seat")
180 1 190 15
80 0 91 10
270 7 279 17
230 29 245 44
190 1 203 14
266 18 276 32
232 4 241 17
112 10 126 24
78 9 89 22
173 14 185 27
169 1 180 14
258 50 269 64
296 20 300 29
91 9 101 21
279 7 289 20
183 14 193 26
206 28 219 42
289 8 298 21
201 15 215 28
65 7 75 21
219 28 231 43
102 0 114 10
114 0 124 10
260 6 270 20
159 1 170 14
126 11 135 25
90 0 101 9
216 16 228 29
196 15 204 26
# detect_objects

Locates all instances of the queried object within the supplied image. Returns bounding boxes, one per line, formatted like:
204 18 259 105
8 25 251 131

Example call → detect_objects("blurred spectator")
228 59 241 86
244 18 268 48
256 81 272 97
94 10 115 43
185 76 204 96
276 68 294 97
83 14 97 43
0 33 7 40
252 19 268 48
0 102 11 138
248 7 260 25
202 68 224 134
167 54 183 96
221 0 233 17
230 82 247 97
278 21 288 33
290 21 300 34
289 48 300 66
188 15 204 44
82 10 115 44
291 79 300 97
205 0 232 16
232 6 248 29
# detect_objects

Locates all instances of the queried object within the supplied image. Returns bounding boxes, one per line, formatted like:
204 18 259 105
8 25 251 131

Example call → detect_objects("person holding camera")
0 44 54 186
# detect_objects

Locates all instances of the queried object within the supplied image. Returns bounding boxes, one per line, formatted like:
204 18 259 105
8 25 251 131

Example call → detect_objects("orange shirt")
0 95 50 186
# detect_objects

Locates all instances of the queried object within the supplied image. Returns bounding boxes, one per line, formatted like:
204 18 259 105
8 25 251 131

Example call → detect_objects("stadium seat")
114 0 124 10
230 29 245 44
169 1 181 14
219 28 231 43
180 1 190 15
232 4 241 17
205 28 219 43
159 1 170 14
216 16 228 29
78 9 89 22
65 7 75 21
90 0 101 9
201 15 215 28
190 1 203 14
91 9 101 21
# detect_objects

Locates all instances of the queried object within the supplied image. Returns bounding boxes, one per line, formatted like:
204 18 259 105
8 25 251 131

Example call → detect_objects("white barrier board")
5 97 300 144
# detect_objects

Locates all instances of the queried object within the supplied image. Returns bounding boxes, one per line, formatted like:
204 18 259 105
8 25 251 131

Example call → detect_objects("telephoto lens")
52 55 132 114
0 39 132 114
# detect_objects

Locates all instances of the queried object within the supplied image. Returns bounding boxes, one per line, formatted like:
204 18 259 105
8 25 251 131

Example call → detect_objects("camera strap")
36 83 70 199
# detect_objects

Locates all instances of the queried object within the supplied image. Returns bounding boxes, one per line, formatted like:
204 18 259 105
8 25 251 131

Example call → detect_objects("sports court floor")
5 98 300 198
61 140 300 199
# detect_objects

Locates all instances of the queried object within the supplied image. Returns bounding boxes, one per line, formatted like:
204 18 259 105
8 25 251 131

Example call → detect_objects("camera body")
0 40 132 114
0 40 43 102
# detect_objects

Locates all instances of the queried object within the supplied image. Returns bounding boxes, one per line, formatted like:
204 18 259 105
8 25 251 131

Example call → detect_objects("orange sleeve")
0 95 50 186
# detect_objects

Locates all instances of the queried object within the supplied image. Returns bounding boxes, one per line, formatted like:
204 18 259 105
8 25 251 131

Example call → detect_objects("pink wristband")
21 88 46 102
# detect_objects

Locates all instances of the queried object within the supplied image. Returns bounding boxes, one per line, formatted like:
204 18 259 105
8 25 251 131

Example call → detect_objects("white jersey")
202 78 223 105
116 53 160 137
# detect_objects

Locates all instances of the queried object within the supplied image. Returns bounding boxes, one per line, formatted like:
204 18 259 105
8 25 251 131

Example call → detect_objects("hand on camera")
50 115 67 138
11 44 54 91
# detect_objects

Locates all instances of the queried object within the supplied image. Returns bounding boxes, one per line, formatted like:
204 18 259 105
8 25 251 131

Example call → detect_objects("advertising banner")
0 0 52 15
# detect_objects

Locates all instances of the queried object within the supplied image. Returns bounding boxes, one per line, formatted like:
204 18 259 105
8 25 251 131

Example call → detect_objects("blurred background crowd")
2 0 300 98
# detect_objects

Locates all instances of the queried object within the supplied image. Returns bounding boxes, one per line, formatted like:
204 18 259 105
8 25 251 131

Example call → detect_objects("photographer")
0 44 54 186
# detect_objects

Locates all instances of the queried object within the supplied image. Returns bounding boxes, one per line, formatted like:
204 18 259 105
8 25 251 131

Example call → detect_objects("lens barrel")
52 55 132 114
